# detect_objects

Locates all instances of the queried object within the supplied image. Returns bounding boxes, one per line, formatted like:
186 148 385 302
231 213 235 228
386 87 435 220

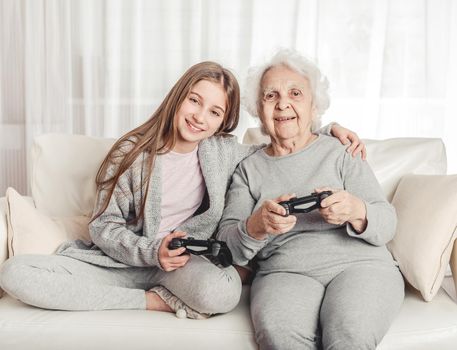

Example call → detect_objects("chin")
277 131 298 140
184 132 207 143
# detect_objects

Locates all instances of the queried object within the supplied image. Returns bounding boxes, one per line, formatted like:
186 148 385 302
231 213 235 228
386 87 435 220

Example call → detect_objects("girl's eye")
212 110 221 117
189 97 199 104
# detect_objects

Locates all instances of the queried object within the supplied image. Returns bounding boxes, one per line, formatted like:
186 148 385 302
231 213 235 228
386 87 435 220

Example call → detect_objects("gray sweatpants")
251 262 404 350
0 254 241 313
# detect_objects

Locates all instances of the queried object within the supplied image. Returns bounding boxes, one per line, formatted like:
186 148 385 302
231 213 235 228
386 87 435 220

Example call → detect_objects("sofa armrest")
0 194 34 297
0 196 7 298
0 197 7 267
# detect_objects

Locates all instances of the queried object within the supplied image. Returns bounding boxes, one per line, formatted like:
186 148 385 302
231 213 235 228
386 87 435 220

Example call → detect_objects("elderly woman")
217 50 404 350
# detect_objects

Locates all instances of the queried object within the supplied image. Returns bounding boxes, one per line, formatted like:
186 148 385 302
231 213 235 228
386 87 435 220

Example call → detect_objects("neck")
172 141 199 154
267 132 317 156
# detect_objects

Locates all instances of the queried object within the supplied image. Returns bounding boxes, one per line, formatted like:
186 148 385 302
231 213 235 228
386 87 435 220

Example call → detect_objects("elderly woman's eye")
291 90 302 97
264 92 277 101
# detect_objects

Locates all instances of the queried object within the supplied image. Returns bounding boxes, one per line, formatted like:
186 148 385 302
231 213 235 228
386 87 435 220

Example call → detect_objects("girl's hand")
330 124 367 160
246 193 297 240
315 187 367 233
158 231 190 272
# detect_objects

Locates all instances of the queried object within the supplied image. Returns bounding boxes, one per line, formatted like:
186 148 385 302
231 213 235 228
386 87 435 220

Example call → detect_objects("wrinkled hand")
158 231 190 272
315 187 367 233
330 124 367 160
246 193 297 240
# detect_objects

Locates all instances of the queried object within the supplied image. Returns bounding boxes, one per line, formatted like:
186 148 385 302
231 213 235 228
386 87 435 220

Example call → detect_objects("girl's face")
174 79 227 153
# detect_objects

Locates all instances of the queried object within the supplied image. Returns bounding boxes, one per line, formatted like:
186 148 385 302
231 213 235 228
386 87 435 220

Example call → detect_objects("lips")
274 116 296 122
186 119 205 132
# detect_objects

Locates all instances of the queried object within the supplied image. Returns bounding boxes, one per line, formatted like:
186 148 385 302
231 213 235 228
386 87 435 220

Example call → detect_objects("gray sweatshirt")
217 135 397 270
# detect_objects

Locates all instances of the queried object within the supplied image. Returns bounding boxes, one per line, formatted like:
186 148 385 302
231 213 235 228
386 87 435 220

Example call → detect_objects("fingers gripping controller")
168 238 233 267
278 191 333 216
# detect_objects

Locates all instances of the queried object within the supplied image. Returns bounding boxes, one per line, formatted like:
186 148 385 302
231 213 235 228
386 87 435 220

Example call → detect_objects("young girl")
0 61 364 319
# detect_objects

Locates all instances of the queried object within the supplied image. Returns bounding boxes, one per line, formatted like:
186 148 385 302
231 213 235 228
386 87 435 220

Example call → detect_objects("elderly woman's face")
259 65 314 142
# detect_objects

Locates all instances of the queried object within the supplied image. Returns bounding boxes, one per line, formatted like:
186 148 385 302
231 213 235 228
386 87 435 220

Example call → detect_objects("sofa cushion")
450 240 457 302
379 280 457 350
0 287 257 350
30 134 115 217
0 284 456 350
388 174 457 301
0 197 7 297
5 187 90 256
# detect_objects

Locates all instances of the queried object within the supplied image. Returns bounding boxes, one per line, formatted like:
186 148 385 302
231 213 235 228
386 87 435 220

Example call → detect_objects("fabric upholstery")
388 174 457 301
5 187 90 256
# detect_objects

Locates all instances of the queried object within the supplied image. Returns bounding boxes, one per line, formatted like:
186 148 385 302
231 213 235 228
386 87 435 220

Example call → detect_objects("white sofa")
1 129 457 350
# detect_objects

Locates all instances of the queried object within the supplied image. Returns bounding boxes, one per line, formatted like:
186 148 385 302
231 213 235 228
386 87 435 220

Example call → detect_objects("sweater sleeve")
217 164 269 266
341 152 397 246
88 164 163 268
233 140 262 165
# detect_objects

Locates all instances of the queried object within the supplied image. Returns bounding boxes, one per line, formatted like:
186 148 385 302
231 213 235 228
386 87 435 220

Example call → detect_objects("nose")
276 95 291 110
192 110 205 124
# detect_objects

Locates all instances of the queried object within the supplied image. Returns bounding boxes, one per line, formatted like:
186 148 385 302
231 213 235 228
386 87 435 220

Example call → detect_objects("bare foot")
145 291 173 312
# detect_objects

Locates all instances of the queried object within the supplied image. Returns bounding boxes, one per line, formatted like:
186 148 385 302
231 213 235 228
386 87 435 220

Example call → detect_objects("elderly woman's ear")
330 124 367 160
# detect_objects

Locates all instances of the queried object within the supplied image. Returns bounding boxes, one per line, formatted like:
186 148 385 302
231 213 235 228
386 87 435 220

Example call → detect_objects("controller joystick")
211 242 221 257
168 237 233 267
278 191 333 216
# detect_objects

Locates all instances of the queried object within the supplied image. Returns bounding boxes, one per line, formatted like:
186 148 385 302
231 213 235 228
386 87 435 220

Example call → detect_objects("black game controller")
278 191 333 216
168 237 233 267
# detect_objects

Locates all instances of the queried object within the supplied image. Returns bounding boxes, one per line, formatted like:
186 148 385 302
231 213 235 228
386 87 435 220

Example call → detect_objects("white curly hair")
243 49 330 132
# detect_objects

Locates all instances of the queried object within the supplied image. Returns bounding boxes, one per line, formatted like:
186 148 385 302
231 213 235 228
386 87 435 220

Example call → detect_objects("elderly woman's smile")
274 116 296 122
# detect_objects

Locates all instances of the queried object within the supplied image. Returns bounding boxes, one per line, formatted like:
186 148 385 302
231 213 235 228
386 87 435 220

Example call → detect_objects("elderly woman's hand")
246 194 297 240
330 124 367 160
315 187 368 233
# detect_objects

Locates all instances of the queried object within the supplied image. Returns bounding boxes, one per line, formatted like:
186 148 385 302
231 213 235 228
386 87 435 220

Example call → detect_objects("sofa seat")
0 287 256 350
1 283 457 350
379 280 457 349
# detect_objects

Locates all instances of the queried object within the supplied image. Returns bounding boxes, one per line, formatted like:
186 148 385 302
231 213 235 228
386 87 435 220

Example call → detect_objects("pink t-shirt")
156 147 205 240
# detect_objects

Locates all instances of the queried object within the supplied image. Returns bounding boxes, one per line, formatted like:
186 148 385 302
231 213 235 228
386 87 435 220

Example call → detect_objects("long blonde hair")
92 61 240 224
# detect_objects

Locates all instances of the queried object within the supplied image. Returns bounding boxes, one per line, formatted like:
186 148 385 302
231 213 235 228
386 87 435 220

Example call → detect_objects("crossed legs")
0 254 242 314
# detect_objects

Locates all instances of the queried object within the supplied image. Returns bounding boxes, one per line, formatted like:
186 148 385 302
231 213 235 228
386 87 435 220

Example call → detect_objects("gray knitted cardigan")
57 125 333 269
56 135 259 268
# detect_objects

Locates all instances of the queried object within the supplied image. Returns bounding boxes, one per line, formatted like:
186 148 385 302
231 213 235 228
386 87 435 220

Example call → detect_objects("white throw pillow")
388 174 457 301
450 240 457 298
5 187 91 256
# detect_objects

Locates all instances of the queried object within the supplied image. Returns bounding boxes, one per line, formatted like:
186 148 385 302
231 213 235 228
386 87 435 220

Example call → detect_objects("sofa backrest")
29 130 447 217
243 128 447 202
30 134 115 217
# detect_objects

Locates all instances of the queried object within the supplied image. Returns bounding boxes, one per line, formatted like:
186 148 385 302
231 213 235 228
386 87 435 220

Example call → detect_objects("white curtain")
1 0 456 194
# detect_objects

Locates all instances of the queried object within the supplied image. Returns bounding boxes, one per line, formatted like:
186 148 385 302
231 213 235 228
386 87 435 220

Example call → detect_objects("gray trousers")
250 263 405 350
0 254 241 313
